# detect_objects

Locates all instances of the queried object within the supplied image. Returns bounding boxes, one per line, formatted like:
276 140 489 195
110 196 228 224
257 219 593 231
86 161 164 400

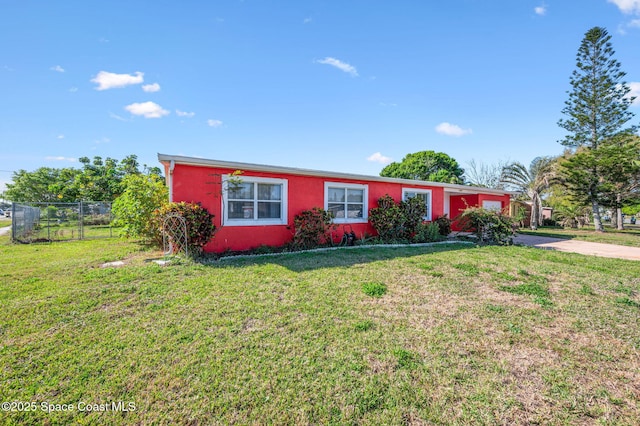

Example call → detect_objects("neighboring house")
509 200 553 228
158 154 512 253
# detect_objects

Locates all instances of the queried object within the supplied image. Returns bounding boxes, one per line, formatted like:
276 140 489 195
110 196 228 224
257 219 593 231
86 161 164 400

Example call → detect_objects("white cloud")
45 156 76 162
534 5 547 15
124 101 169 118
627 82 640 106
50 65 65 73
435 122 472 137
367 152 393 164
109 112 130 121
69 87 78 92
207 119 223 127
142 83 161 93
56 134 64 139
608 0 640 14
303 17 312 24
315 57 359 77
176 109 195 117
616 17 640 34
91 71 144 90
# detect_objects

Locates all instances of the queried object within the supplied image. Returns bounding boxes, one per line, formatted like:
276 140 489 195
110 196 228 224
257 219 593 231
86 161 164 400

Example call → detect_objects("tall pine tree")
558 26 637 232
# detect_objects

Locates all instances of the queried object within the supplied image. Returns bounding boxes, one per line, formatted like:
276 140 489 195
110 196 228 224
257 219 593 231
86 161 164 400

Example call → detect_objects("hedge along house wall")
159 154 511 253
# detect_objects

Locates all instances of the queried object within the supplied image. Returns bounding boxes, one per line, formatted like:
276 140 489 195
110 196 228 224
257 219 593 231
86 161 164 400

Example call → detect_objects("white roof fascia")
158 153 514 196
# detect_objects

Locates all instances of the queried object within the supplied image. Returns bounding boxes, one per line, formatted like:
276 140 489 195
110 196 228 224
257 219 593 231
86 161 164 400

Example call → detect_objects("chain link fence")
11 202 114 243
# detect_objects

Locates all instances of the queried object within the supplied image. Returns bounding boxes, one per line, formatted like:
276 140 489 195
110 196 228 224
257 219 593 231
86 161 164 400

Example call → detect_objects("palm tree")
500 157 555 230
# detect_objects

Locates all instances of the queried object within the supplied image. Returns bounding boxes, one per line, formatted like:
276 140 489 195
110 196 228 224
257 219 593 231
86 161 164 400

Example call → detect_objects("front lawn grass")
1 237 640 424
519 225 640 247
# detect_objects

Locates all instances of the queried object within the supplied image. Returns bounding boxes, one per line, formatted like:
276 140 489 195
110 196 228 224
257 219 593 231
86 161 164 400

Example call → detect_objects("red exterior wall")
449 193 511 231
169 162 508 252
450 195 478 219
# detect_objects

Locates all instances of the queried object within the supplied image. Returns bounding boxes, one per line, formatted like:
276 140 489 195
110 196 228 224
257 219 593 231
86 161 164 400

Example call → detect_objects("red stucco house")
158 154 512 253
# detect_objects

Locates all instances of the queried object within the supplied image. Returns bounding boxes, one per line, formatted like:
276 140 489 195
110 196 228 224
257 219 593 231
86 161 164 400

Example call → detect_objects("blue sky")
1 0 640 192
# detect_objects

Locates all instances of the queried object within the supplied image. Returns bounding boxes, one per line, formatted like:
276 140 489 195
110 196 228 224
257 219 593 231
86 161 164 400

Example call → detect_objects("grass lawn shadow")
204 242 475 272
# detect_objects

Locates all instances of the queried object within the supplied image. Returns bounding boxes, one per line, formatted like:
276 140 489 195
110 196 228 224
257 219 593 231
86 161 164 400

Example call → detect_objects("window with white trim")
402 188 432 221
324 182 368 223
223 175 288 226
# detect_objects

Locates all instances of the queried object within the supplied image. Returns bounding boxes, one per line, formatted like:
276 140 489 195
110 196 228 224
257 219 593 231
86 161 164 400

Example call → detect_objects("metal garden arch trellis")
162 212 188 257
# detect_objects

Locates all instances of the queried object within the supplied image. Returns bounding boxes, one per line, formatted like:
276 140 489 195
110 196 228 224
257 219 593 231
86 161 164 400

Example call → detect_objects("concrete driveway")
513 234 640 261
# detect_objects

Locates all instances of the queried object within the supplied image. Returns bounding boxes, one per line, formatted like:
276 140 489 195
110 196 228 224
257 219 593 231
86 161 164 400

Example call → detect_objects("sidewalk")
513 234 640 261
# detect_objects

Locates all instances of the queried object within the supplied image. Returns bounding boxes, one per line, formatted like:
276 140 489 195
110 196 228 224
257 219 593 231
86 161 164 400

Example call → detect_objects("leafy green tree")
380 150 465 184
622 203 640 216
546 180 591 228
557 138 640 230
112 173 168 242
5 167 80 202
557 26 638 232
73 156 123 201
119 154 141 176
595 137 640 229
5 154 162 203
500 156 555 230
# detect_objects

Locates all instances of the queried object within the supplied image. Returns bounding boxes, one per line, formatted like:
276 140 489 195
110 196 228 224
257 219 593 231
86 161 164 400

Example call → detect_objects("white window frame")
222 175 288 226
402 188 432 221
324 182 368 224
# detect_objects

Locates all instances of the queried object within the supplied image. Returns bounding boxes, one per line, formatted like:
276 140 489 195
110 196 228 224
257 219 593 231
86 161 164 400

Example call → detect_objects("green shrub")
433 214 452 236
292 207 335 249
457 207 514 245
369 195 429 242
83 214 112 226
400 197 427 236
413 222 441 243
362 282 387 297
368 195 406 242
44 205 59 219
253 244 276 255
154 202 216 256
112 174 168 243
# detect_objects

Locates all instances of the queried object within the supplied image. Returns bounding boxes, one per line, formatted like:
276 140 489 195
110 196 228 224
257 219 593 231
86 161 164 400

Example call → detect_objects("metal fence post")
11 203 15 241
47 203 51 241
79 201 83 240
